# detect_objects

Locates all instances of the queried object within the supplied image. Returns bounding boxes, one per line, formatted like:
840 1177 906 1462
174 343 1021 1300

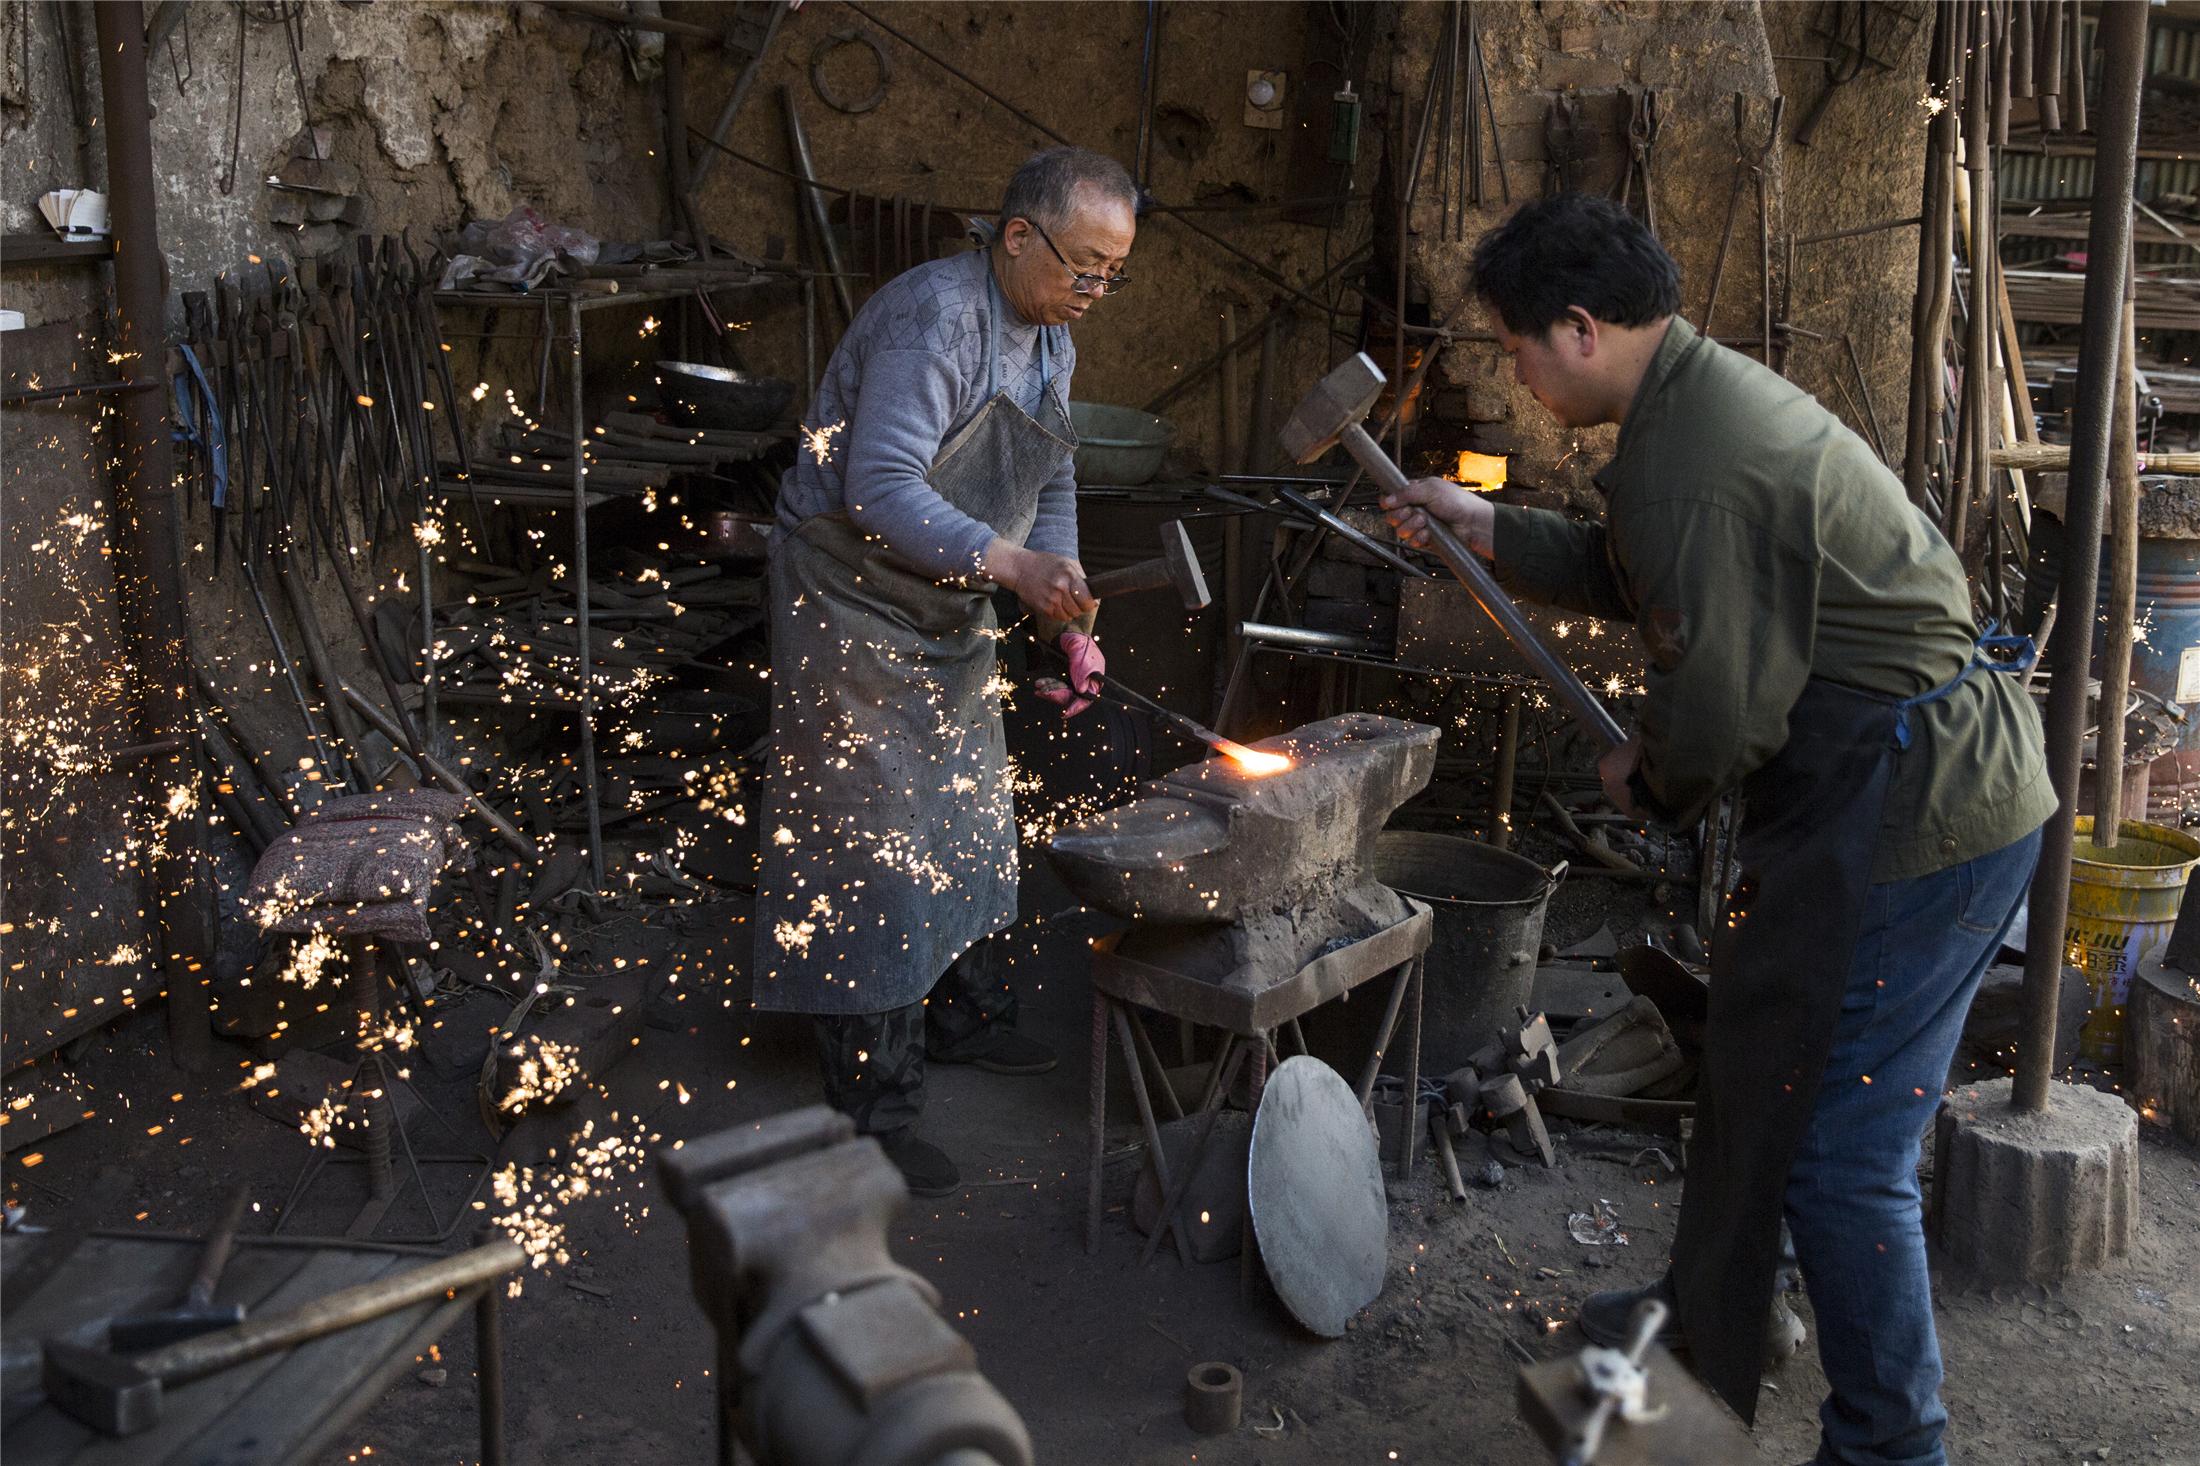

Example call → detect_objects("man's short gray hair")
998 148 1138 231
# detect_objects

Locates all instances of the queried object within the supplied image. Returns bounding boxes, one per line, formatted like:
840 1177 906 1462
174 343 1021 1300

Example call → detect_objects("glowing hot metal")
1215 739 1291 776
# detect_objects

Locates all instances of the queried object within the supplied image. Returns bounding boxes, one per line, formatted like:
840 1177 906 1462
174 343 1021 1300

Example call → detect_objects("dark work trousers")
811 937 1018 1135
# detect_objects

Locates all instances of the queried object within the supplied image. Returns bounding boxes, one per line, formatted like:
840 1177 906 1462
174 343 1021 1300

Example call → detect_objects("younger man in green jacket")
1385 194 2051 1466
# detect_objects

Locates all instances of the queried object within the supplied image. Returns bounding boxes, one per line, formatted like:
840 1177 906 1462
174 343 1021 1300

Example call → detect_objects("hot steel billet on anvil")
1279 353 1628 749
1047 715 1440 1026
1047 714 1438 923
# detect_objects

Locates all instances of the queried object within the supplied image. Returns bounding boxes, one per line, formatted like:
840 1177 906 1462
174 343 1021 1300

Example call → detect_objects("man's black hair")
1470 192 1682 337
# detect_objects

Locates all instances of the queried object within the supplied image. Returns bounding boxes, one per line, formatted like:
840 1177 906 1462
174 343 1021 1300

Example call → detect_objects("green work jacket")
1491 317 2055 881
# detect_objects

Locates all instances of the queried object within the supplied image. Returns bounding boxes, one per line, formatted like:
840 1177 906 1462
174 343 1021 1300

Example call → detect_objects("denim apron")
1670 629 2032 1420
751 272 1074 1015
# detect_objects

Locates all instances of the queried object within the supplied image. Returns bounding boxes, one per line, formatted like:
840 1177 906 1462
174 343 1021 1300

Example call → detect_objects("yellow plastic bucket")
2066 818 2200 1064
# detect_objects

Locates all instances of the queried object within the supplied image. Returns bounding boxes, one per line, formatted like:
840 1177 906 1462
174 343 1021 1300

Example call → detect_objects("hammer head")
1278 352 1386 465
107 1303 247 1354
1158 520 1211 610
42 1339 161 1436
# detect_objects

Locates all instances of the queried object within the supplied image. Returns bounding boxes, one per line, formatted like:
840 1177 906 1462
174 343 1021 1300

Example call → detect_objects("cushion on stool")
247 790 472 941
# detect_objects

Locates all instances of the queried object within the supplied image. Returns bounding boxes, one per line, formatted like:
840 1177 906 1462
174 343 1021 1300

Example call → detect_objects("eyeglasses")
1027 220 1130 297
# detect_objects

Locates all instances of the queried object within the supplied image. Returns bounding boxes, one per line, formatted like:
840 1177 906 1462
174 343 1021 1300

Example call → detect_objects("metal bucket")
1374 832 1560 1073
1304 832 1560 1078
2067 817 2200 1065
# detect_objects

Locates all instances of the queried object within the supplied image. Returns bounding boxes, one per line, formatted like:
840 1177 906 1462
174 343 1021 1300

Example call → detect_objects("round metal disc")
1248 1055 1388 1337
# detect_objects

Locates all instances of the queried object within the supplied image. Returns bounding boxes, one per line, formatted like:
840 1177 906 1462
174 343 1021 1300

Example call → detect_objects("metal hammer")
1084 519 1211 609
1278 353 1626 747
42 1238 523 1436
106 1186 251 1352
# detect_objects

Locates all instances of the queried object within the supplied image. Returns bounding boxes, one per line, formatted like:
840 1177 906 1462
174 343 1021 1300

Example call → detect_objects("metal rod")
568 296 603 891
1272 485 1432 579
1110 1001 1196 1268
781 87 855 329
94 0 214 1073
475 1282 507 1466
1354 961 1415 1113
340 684 541 861
1334 418 1627 747
1952 31 1996 553
2093 288 2139 844
1235 621 1384 655
2018 0 2149 1113
1797 213 1923 249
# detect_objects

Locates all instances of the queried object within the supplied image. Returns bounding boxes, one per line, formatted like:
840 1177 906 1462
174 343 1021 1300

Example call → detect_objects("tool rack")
431 275 789 891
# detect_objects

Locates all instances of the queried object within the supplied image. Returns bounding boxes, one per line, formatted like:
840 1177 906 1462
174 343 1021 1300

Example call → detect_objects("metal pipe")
569 296 604 892
2093 290 2140 844
780 87 855 328
2018 0 2149 1114
93 0 214 1072
475 1285 507 1466
1327 414 1627 747
1235 621 1385 655
1951 30 1996 553
1908 8 1961 507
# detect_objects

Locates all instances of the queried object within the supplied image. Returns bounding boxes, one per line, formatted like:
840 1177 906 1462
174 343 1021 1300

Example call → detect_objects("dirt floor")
6 857 2199 1466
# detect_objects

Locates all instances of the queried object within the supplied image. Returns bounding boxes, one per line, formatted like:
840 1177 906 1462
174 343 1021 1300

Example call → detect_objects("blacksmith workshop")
6 1 2200 1462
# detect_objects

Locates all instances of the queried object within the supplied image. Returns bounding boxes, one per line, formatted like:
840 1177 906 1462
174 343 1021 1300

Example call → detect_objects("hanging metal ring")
809 28 891 115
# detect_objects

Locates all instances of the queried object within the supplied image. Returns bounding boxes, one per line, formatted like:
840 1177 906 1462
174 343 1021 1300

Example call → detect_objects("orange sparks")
1215 739 1291 776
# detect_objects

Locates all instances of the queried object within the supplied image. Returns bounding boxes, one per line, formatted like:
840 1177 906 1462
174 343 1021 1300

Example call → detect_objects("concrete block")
1931 1078 2137 1285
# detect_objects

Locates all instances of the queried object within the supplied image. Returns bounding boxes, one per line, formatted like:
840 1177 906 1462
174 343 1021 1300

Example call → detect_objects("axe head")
1279 352 1387 465
1159 520 1211 610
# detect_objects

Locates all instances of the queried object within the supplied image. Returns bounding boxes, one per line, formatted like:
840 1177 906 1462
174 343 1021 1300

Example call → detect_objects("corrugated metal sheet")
2000 18 2200 269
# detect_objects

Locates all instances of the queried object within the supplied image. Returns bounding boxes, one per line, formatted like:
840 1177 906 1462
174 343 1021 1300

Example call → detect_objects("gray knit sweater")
775 248 1078 578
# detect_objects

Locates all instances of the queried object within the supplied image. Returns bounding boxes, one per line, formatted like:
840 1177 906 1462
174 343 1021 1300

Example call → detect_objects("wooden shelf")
1 232 115 268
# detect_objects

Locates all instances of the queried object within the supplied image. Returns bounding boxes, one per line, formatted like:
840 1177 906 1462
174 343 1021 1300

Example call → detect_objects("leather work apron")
1669 632 2031 1422
750 273 1073 1016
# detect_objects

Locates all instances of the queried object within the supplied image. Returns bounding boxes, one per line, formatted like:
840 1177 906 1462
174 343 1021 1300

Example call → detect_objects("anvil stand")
272 932 492 1244
1084 899 1433 1263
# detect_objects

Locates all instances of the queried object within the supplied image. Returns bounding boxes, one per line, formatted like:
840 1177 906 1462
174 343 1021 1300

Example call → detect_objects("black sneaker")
927 1027 1058 1076
1578 1275 1684 1349
875 1128 960 1197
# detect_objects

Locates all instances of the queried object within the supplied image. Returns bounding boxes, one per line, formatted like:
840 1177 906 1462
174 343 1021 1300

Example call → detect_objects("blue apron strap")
1890 621 2037 750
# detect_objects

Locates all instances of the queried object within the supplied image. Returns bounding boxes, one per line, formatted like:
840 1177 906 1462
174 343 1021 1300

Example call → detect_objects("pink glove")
1037 631 1105 717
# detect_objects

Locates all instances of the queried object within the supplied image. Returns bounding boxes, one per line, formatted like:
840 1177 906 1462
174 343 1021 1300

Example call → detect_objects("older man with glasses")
752 147 1137 1195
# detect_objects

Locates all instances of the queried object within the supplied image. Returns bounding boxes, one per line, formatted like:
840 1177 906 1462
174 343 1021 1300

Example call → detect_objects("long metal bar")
475 1285 507 1466
781 87 855 328
570 296 604 891
93 0 215 1072
2017 0 2149 1114
2093 290 2139 843
1332 417 1627 748
1235 621 1385 655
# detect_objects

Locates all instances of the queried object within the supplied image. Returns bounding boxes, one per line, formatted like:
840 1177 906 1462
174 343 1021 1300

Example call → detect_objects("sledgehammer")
1084 518 1211 609
43 1238 523 1435
1278 353 1627 748
105 1186 252 1351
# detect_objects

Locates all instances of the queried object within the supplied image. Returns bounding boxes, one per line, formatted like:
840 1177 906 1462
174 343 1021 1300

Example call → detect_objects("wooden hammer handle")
1086 557 1170 598
183 1187 253 1308
143 1239 525 1384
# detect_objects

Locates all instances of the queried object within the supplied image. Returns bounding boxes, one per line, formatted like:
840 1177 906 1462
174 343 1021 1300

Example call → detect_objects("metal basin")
656 360 795 431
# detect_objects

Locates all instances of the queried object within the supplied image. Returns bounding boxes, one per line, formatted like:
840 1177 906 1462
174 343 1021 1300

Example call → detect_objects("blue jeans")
1785 826 2042 1466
